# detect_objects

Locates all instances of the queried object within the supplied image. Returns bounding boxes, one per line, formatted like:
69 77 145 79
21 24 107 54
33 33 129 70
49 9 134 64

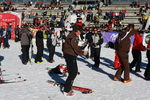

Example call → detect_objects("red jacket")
132 33 146 50
112 12 115 16
98 9 102 13
147 39 150 49
137 2 140 6
123 10 127 13
119 13 122 17
74 22 83 27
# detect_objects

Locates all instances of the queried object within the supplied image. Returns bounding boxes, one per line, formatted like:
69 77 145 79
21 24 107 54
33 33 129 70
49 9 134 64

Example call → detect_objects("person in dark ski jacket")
35 28 44 63
91 28 103 68
62 26 88 96
144 39 150 80
114 24 138 83
20 24 33 65
85 28 94 59
46 28 58 63
130 31 146 72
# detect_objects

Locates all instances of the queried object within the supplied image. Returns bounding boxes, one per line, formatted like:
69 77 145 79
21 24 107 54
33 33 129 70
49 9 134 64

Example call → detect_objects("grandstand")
0 0 149 29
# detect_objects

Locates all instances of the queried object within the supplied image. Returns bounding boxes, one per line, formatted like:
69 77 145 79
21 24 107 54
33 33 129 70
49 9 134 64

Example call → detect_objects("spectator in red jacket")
74 18 83 27
119 11 122 20
137 2 140 8
112 12 115 18
98 9 102 16
144 38 150 80
130 31 146 72
8 0 12 5
0 7 3 12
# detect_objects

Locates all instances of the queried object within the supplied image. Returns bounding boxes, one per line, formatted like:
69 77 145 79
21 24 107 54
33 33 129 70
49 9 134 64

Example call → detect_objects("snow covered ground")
0 40 150 100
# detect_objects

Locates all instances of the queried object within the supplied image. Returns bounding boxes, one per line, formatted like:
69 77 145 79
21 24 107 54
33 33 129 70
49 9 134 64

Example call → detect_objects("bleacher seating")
1 2 143 29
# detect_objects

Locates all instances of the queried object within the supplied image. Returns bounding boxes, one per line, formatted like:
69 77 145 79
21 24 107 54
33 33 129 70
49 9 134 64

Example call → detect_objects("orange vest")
133 33 146 50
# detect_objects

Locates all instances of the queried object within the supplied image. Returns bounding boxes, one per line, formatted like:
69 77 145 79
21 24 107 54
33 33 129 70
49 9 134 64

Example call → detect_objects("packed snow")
0 40 149 100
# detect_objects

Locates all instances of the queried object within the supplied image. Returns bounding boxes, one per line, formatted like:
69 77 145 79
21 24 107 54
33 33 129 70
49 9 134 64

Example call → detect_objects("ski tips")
82 90 93 94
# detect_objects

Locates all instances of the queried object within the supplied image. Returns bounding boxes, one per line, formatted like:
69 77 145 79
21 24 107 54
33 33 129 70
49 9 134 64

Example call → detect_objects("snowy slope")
0 40 149 100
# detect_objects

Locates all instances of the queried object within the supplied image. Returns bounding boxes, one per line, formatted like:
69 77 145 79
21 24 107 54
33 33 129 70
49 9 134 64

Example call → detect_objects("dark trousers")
130 50 142 71
21 45 30 64
47 45 55 61
64 53 78 92
90 46 94 58
115 51 130 80
35 46 43 62
4 36 10 48
93 47 101 67
144 50 150 80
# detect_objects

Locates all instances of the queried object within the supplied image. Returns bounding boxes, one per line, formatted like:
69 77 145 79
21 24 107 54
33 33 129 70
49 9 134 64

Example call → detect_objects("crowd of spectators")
0 0 17 12
138 2 150 30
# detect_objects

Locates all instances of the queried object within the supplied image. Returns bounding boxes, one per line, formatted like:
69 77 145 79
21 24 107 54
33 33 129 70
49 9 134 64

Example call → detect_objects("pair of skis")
0 69 26 84
47 80 93 94
47 64 93 94
0 77 26 84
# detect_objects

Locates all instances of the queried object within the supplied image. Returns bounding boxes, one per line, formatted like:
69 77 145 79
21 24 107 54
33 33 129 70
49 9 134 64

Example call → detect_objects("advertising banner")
102 31 135 44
